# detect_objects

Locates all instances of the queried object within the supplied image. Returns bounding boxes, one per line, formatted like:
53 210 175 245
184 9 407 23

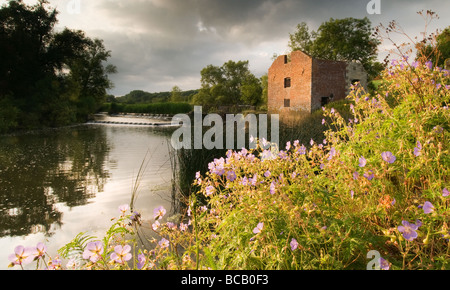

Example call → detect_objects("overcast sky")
3 0 449 96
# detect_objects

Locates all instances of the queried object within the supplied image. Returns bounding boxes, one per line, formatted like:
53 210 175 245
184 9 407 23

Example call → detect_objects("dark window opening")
321 97 329 107
284 55 288 64
284 77 291 88
284 99 291 108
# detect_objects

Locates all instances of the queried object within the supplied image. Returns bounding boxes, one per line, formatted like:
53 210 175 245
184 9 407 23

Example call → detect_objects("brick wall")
311 59 347 111
268 51 367 115
268 51 313 115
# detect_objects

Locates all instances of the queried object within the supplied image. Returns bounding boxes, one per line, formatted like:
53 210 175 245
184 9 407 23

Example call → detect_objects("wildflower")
153 206 166 220
8 246 34 267
110 245 132 264
433 126 443 134
350 190 354 199
226 170 237 182
264 170 271 178
310 139 314 146
250 174 258 186
359 156 367 168
322 118 326 125
381 151 396 164
205 185 215 196
159 238 170 248
33 242 47 259
118 204 129 216
327 147 336 161
364 170 374 181
286 141 291 151
66 258 79 270
353 171 359 180
297 145 307 155
411 61 419 68
423 201 434 214
380 257 390 270
253 222 264 234
443 188 449 197
48 256 62 270
425 60 433 70
82 241 104 263
137 254 146 270
397 221 419 241
152 221 160 231
180 223 188 232
290 238 299 251
270 181 276 195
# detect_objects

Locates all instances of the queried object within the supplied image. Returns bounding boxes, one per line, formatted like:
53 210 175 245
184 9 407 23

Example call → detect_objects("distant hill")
114 89 199 104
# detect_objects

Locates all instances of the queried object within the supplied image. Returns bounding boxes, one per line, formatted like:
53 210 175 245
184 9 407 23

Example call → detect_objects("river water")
0 118 179 269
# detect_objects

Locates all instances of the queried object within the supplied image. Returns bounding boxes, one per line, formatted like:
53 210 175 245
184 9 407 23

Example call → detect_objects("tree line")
0 0 116 133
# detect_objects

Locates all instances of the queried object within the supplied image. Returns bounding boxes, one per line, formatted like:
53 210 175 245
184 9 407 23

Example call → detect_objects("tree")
0 0 116 129
416 26 450 68
170 86 183 102
193 60 262 108
288 18 383 80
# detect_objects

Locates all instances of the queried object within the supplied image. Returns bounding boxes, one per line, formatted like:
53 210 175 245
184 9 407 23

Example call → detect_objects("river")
0 117 180 269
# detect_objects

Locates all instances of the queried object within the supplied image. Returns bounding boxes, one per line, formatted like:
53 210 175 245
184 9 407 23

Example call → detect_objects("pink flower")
253 222 264 234
153 206 166 220
443 188 449 197
8 246 34 267
290 238 298 251
110 245 132 264
82 241 104 263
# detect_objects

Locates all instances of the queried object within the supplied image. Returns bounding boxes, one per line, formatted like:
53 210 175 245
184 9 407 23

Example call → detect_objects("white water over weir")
88 113 178 127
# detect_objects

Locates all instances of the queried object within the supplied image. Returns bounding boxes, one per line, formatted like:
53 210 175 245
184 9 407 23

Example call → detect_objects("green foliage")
0 1 115 131
193 60 264 110
103 102 193 115
289 17 384 80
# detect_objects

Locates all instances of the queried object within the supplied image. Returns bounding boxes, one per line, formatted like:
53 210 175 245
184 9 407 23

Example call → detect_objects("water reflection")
0 122 176 249
0 126 111 238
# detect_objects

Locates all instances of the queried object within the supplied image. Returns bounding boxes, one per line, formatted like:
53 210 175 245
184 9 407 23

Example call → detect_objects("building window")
284 77 291 88
284 99 290 108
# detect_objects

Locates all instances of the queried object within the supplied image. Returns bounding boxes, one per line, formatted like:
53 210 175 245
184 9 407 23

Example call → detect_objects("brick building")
268 50 367 115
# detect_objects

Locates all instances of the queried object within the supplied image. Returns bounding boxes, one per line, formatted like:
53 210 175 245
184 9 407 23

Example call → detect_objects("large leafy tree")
288 17 383 80
193 60 262 108
0 0 116 130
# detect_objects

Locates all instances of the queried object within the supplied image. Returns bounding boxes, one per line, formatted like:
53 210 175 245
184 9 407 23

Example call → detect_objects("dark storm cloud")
53 0 449 95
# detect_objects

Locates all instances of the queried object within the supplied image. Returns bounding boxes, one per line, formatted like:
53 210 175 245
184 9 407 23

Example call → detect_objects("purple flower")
425 60 433 70
443 188 449 197
226 170 237 181
423 201 434 214
353 171 359 180
205 185 215 196
359 156 367 168
153 206 166 220
82 241 104 263
290 238 299 251
264 170 271 178
137 253 146 269
327 147 336 161
398 221 419 241
110 245 132 264
270 181 276 195
381 151 396 164
414 147 421 157
253 222 264 234
297 145 307 155
8 246 34 266
364 170 374 181
411 61 419 68
380 257 390 270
